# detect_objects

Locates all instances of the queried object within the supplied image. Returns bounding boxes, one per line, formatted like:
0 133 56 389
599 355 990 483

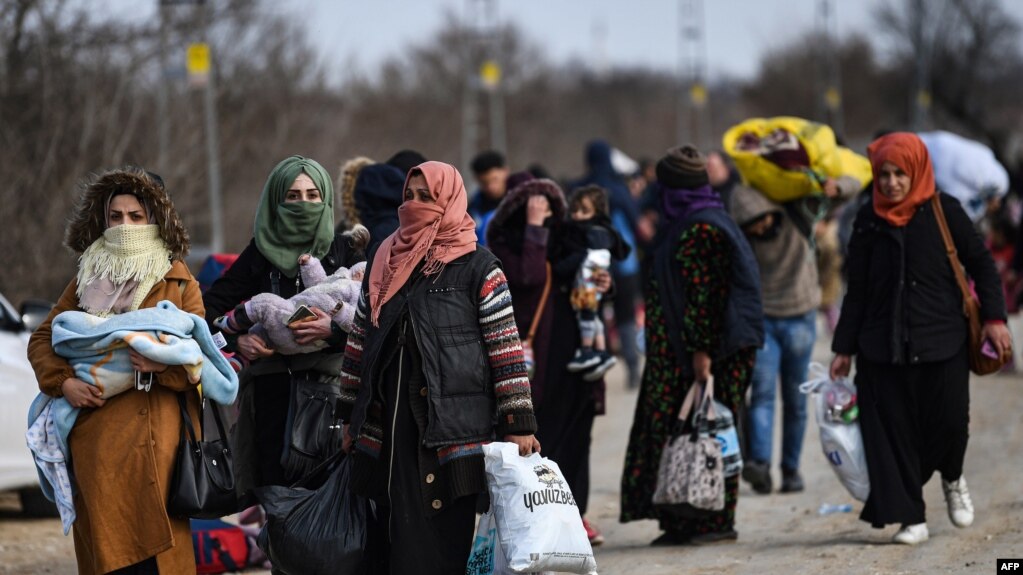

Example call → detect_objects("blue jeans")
747 311 816 471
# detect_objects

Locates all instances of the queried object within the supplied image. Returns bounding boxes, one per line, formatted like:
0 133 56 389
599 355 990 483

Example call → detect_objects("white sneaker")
942 476 975 527
892 523 929 545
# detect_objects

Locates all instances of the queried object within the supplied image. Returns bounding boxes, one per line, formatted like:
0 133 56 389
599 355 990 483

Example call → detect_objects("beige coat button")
425 473 435 484
431 499 442 510
419 387 428 397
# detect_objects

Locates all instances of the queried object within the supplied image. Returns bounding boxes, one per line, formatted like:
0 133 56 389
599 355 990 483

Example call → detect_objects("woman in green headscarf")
204 155 367 495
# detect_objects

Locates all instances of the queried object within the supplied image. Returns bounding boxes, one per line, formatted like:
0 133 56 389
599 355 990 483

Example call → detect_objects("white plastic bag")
919 130 1009 222
466 511 553 575
482 442 597 575
799 363 870 502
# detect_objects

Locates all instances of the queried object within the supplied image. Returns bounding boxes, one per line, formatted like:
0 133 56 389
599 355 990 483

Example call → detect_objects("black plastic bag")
254 452 368 575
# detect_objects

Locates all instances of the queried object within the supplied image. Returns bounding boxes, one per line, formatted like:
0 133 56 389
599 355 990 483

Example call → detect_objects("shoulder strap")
930 195 972 315
525 262 553 344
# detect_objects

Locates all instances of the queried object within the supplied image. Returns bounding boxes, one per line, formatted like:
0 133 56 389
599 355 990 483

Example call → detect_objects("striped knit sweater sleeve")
479 266 538 436
338 292 368 422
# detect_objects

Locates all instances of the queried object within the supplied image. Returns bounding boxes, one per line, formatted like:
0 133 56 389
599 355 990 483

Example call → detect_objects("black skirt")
362 322 477 575
855 346 970 528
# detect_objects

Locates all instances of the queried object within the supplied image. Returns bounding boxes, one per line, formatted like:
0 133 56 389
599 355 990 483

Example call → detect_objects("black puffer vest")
350 246 501 448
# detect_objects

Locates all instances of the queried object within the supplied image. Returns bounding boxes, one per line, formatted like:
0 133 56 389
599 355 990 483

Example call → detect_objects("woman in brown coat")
28 168 202 574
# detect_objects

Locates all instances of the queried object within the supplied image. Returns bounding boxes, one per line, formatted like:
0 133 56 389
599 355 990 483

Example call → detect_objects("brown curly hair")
64 167 190 259
336 156 374 229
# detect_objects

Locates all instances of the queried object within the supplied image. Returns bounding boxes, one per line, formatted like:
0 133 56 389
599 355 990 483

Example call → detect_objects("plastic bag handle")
799 362 830 395
677 376 716 423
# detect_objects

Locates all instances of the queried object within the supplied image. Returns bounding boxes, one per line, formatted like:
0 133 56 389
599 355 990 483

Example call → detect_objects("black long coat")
202 233 364 492
832 193 1005 365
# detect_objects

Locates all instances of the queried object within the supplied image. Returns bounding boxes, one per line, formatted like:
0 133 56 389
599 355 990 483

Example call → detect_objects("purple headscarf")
660 183 724 222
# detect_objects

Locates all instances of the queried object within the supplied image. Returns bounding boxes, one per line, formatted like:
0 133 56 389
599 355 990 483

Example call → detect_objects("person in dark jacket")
339 161 539 574
467 150 509 246
486 176 613 546
558 185 631 380
830 133 1011 545
621 145 764 546
385 149 428 176
203 156 366 499
351 163 407 251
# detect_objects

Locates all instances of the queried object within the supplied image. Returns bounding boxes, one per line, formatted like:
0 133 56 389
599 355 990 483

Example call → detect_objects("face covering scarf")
76 224 172 317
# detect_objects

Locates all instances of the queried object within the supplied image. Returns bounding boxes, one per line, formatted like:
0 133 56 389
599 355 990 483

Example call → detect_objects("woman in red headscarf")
830 133 1011 545
338 161 539 573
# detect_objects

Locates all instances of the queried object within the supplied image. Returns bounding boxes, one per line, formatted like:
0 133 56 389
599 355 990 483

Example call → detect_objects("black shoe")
780 468 804 493
650 530 690 546
582 352 617 382
689 530 738 545
742 460 773 494
567 348 601 372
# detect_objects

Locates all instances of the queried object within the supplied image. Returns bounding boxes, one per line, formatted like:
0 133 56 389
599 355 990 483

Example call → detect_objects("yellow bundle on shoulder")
722 116 872 202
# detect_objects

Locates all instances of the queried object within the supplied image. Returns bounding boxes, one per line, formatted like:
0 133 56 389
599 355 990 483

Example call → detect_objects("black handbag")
167 392 238 519
280 372 344 483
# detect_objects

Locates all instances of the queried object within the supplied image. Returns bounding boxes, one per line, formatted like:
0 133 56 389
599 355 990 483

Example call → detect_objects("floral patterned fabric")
621 222 756 536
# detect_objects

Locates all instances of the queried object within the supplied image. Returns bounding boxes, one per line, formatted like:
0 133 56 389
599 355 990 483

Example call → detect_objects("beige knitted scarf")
76 224 172 317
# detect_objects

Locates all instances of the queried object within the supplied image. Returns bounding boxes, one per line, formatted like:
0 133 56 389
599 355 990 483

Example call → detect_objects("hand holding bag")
931 195 1007 375
168 393 238 519
800 363 870 501
652 377 725 517
481 442 597 574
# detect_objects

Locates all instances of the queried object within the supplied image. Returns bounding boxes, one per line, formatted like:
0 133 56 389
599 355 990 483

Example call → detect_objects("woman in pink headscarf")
338 161 539 573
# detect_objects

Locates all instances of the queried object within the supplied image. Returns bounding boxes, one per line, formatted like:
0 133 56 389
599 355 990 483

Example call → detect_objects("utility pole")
816 0 845 138
677 0 710 148
201 1 223 254
592 18 608 78
161 0 222 254
910 0 932 130
461 0 504 177
156 1 169 174
482 0 505 155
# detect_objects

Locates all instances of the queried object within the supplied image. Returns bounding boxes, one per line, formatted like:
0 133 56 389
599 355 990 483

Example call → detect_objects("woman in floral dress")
620 145 764 545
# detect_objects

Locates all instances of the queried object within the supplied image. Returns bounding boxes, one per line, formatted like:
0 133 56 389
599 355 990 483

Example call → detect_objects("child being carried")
557 185 630 381
214 227 368 356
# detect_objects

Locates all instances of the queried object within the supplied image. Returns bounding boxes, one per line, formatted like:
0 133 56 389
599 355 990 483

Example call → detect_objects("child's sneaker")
583 518 605 546
567 348 601 372
583 352 617 382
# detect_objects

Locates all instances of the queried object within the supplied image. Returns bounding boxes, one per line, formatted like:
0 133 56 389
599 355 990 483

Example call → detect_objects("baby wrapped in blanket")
214 253 367 356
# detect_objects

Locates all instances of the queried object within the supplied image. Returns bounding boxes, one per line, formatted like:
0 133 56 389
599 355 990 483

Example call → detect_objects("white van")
0 292 57 516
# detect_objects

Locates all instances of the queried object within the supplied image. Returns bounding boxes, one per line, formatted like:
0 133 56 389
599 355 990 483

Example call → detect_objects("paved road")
2 333 1021 574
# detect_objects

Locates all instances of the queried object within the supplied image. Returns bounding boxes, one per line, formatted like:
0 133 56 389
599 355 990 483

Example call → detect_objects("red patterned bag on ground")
191 518 250 574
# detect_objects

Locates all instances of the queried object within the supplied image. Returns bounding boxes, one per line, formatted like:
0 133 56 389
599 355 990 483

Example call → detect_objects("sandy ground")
2 334 1021 575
